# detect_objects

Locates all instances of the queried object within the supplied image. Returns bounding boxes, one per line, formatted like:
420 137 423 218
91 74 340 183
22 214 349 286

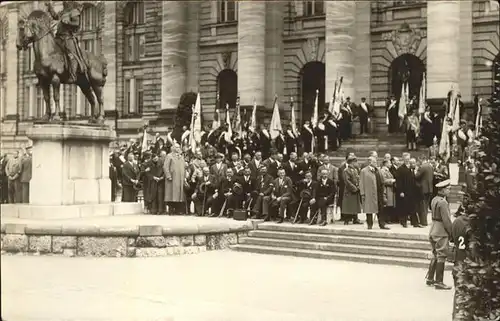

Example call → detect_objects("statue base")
20 122 142 219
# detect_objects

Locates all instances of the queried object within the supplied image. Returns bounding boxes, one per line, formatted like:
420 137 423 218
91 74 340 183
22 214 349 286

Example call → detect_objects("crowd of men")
106 127 477 231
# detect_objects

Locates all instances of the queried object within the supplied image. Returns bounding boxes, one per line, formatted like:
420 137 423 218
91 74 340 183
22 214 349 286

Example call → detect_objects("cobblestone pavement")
2 251 453 321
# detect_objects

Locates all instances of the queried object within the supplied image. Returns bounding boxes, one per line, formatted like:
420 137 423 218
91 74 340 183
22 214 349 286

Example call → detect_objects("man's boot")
425 258 437 286
434 261 452 290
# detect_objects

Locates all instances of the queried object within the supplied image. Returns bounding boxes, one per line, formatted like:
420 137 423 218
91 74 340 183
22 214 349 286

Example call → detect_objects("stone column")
265 1 284 108
5 6 19 118
28 84 35 118
353 2 371 102
459 0 473 102
426 1 461 99
102 2 117 115
325 1 356 102
238 2 266 108
186 1 200 93
161 1 187 110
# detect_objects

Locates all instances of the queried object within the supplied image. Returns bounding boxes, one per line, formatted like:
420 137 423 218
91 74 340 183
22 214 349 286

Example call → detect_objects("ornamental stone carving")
222 51 232 69
382 22 426 56
306 37 319 62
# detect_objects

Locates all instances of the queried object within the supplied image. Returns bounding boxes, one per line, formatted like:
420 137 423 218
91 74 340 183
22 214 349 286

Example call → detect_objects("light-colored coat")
342 166 361 214
359 166 379 213
163 152 186 202
380 166 396 208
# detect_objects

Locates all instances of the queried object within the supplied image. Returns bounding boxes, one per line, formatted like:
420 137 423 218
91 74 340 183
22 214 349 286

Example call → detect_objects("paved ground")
2 251 453 321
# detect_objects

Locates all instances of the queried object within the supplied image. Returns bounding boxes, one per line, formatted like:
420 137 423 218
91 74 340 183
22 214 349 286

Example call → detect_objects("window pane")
137 79 143 114
125 79 131 113
227 1 236 21
314 1 324 15
127 35 134 61
304 1 313 16
219 1 226 22
139 34 146 58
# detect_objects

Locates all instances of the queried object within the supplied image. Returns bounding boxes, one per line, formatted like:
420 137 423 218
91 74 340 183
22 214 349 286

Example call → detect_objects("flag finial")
290 96 294 102
316 89 319 94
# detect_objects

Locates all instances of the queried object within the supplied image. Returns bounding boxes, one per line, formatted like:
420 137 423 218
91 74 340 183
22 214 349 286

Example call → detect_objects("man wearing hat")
210 153 228 185
20 145 32 204
426 179 452 290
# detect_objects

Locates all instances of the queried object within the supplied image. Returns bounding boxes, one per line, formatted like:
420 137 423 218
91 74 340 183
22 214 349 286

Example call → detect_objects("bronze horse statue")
16 10 108 123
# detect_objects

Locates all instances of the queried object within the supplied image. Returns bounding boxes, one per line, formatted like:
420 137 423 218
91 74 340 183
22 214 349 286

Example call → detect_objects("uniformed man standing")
426 179 453 290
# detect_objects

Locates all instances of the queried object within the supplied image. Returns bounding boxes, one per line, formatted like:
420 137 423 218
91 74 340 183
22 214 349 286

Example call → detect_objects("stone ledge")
1 221 254 237
1 203 143 219
26 122 116 142
0 231 249 258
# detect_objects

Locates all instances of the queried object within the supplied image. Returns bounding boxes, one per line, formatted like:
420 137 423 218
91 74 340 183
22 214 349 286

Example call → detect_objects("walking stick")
218 198 228 218
292 197 304 224
201 191 207 216
309 209 320 225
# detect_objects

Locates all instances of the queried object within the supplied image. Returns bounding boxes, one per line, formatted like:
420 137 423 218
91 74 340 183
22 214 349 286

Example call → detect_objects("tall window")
124 78 144 115
0 85 5 120
218 1 237 23
36 86 44 119
124 2 146 26
303 1 325 16
124 34 146 61
81 5 98 31
82 39 96 54
0 27 5 74
24 46 35 72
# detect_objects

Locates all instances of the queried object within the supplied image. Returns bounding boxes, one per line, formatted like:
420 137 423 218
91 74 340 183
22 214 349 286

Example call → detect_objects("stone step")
257 223 428 241
240 237 430 260
231 244 450 269
248 230 431 251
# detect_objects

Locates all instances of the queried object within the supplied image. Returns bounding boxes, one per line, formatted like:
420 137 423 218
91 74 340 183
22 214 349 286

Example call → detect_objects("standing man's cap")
435 179 451 189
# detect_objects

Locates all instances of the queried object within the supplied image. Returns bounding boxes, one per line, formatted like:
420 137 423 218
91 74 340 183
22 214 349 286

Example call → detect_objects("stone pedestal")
1 123 143 219
27 123 115 206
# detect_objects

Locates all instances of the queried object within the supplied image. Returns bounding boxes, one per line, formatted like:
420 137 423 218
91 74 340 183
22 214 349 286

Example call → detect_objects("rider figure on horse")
46 1 88 82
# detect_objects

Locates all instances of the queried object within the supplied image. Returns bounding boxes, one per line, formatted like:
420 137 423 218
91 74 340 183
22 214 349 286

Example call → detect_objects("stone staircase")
233 223 452 269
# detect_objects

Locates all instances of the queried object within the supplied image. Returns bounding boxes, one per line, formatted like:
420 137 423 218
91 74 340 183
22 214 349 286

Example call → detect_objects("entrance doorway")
217 69 238 110
300 61 325 123
389 54 426 100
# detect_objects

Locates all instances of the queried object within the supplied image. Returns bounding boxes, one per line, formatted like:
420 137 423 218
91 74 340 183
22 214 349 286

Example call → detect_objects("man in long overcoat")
342 155 361 224
360 156 381 229
163 144 186 214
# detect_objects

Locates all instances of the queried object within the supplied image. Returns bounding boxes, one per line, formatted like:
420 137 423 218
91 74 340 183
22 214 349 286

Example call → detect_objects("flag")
232 94 242 136
269 95 282 140
398 82 407 119
418 72 426 114
248 98 257 132
311 89 319 127
439 119 450 163
290 97 298 136
212 93 221 131
189 104 197 153
452 96 461 131
141 127 148 154
332 77 343 118
224 103 232 142
192 92 202 143
474 94 482 137
329 79 337 115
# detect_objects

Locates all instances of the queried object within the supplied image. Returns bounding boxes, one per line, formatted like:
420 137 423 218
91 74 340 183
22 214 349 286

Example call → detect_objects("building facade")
0 0 499 151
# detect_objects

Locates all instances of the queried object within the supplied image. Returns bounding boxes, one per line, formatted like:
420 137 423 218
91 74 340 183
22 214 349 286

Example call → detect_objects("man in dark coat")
415 156 434 226
315 168 335 226
285 125 298 156
268 168 293 223
121 153 140 202
145 154 165 214
192 167 216 216
358 97 371 135
251 166 274 219
20 146 32 204
395 153 421 227
258 124 272 159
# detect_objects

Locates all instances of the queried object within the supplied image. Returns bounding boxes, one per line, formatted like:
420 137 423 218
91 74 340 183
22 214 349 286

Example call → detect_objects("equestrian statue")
16 1 108 124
